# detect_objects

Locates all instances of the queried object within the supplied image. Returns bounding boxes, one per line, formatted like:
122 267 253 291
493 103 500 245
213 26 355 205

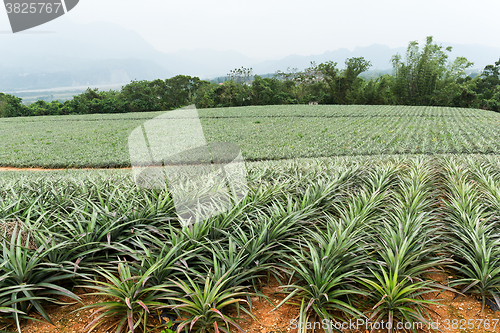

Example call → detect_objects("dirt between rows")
17 273 500 333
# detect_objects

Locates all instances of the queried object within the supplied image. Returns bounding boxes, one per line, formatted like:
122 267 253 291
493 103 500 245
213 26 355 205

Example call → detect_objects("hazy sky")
1 0 499 59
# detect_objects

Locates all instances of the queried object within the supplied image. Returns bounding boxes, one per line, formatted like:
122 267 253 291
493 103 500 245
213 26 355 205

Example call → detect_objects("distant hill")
251 43 500 75
1 17 499 92
0 18 259 91
250 44 403 74
0 18 173 92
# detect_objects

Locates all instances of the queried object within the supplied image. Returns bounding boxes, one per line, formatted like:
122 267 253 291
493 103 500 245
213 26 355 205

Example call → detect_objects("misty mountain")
1 17 500 92
251 44 403 74
0 18 173 91
0 18 258 91
251 43 500 75
162 49 257 78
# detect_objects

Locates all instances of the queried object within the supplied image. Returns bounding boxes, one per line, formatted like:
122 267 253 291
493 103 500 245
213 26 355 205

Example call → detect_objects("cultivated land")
3 106 500 333
2 105 500 168
2 156 500 333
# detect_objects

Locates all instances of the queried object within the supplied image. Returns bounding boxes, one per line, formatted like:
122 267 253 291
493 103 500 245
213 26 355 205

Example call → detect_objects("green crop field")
2 105 500 168
3 155 500 332
4 106 500 332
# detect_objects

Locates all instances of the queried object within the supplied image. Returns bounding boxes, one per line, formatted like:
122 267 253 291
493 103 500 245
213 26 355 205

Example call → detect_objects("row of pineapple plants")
1 156 500 333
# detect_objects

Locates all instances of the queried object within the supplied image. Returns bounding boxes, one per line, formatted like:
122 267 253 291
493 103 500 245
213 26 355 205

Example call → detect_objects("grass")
2 105 500 167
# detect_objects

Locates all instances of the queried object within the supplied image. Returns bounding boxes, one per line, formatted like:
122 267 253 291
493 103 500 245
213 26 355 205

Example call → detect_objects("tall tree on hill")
228 67 253 85
164 75 208 109
340 57 372 104
475 59 500 100
120 80 162 112
391 36 456 105
0 93 28 117
471 59 500 111
312 57 371 104
433 56 475 107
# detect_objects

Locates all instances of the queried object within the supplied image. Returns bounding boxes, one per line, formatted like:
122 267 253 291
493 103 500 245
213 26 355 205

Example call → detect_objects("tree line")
1 36 500 118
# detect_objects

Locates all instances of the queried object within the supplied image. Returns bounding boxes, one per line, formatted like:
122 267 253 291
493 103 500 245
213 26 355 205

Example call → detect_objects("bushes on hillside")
0 75 212 117
0 93 28 117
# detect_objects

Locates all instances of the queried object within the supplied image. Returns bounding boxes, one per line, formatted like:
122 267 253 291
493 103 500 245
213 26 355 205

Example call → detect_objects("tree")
194 82 219 108
312 61 339 103
227 67 253 85
274 67 300 82
120 81 163 112
339 57 372 103
475 58 500 100
66 88 127 114
432 57 475 107
310 57 371 104
391 36 455 105
0 93 28 117
357 75 395 105
213 80 252 107
164 75 208 109
251 75 292 105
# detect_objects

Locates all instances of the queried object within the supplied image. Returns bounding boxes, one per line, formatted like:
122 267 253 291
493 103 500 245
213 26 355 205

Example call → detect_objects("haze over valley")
2 18 499 95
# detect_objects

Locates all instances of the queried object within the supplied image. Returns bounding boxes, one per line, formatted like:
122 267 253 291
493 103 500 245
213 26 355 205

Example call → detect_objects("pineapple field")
2 105 500 333
2 105 500 168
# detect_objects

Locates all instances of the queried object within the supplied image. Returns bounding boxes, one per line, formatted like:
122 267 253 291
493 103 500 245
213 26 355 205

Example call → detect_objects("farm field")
3 106 500 333
2 156 500 333
2 105 500 168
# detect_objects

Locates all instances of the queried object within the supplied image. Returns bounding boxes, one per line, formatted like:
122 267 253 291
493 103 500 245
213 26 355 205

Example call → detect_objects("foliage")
310 57 372 104
359 158 450 332
213 80 252 107
78 261 173 333
0 226 81 333
359 267 439 332
441 159 500 311
391 36 453 105
276 216 367 329
8 75 209 117
475 58 500 101
251 75 296 105
0 93 28 117
227 67 253 85
5 140 500 331
162 271 252 333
